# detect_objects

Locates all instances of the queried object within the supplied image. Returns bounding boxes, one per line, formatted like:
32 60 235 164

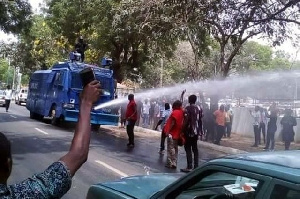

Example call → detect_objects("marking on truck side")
35 128 49 135
9 115 17 118
95 160 128 177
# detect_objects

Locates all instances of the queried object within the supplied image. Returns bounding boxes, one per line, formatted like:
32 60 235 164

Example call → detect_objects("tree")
0 0 32 34
47 0 179 82
161 0 300 78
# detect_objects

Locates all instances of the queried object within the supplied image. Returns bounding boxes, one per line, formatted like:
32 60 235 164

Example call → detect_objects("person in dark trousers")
280 109 297 150
0 80 101 198
224 105 233 138
181 95 203 173
4 85 12 112
264 114 277 151
213 105 226 145
258 107 267 144
251 106 261 147
75 36 87 62
158 103 171 154
125 94 137 148
203 104 215 142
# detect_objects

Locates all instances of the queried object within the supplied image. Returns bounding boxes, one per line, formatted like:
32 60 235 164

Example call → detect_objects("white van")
15 87 28 105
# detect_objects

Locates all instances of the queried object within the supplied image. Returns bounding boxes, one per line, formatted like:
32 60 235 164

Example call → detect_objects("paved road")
0 103 226 199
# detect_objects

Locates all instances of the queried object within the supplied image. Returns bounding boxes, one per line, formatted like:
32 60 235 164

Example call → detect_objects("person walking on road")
157 103 171 154
4 85 12 112
126 94 138 148
213 105 226 145
164 100 184 169
280 109 297 150
181 95 203 173
0 80 101 198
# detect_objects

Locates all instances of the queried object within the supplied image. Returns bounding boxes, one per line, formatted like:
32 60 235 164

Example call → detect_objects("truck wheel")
30 111 36 119
91 124 100 132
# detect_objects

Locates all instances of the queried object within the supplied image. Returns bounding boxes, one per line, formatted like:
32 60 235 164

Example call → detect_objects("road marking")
35 128 49 135
9 115 17 118
95 160 128 177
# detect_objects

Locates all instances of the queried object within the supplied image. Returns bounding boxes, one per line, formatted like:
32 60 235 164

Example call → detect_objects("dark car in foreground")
87 150 300 199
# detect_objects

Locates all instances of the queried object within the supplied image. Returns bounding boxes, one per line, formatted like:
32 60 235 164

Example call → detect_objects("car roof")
210 150 300 183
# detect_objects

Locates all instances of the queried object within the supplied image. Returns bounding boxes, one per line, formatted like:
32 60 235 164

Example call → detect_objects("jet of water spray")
94 70 300 110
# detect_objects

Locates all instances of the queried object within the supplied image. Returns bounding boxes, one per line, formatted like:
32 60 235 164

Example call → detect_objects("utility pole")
6 57 10 85
160 58 163 87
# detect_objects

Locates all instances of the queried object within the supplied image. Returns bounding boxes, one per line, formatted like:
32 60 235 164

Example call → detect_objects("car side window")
175 171 261 199
270 185 300 199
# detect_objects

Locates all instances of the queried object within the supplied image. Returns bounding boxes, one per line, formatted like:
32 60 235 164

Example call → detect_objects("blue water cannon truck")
26 60 119 130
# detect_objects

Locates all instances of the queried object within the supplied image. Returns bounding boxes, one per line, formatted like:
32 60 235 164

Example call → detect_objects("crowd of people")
120 94 298 159
251 103 297 150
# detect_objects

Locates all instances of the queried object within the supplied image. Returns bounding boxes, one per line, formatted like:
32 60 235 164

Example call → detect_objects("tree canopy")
0 0 32 34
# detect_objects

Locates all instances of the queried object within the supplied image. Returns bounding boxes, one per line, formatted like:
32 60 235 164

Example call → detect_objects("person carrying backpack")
180 95 203 173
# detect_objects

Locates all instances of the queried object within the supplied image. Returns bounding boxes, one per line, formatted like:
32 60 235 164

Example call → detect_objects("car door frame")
262 178 300 199
151 164 272 199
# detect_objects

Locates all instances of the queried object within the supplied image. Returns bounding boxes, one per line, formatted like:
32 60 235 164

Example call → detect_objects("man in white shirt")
4 85 12 112
142 99 151 127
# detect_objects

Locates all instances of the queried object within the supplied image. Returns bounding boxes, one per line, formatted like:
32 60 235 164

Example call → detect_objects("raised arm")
60 80 101 176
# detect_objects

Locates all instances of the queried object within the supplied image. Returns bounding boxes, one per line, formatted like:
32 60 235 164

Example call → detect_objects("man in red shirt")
125 94 138 148
163 100 184 169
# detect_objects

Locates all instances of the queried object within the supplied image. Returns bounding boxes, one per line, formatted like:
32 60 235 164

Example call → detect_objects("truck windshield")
71 72 112 96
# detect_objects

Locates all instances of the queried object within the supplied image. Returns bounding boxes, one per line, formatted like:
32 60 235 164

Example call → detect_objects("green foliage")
0 0 32 34
0 58 13 86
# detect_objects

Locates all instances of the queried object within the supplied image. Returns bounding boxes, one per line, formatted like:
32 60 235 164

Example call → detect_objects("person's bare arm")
60 80 101 176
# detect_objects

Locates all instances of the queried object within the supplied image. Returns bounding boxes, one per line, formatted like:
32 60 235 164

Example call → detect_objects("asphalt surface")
0 103 227 199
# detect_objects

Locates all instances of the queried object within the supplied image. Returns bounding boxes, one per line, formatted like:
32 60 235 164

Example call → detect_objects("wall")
231 107 300 143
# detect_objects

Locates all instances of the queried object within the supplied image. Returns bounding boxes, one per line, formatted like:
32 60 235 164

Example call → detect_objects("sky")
0 0 299 61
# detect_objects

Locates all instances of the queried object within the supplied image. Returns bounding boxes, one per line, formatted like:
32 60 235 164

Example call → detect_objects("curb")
103 125 247 155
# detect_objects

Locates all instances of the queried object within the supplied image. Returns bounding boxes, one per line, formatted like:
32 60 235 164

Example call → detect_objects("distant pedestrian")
120 102 127 128
149 100 155 127
164 100 184 169
259 107 267 144
142 99 150 127
136 99 143 126
158 103 171 154
125 94 137 148
280 109 297 150
225 105 233 138
213 105 226 145
203 104 215 142
264 113 277 151
153 101 160 129
181 95 203 173
4 85 12 112
269 102 280 117
251 106 261 147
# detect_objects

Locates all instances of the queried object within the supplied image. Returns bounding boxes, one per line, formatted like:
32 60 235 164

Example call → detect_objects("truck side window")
54 72 64 86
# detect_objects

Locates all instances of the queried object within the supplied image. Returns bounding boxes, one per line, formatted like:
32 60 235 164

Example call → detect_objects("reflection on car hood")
89 173 183 199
